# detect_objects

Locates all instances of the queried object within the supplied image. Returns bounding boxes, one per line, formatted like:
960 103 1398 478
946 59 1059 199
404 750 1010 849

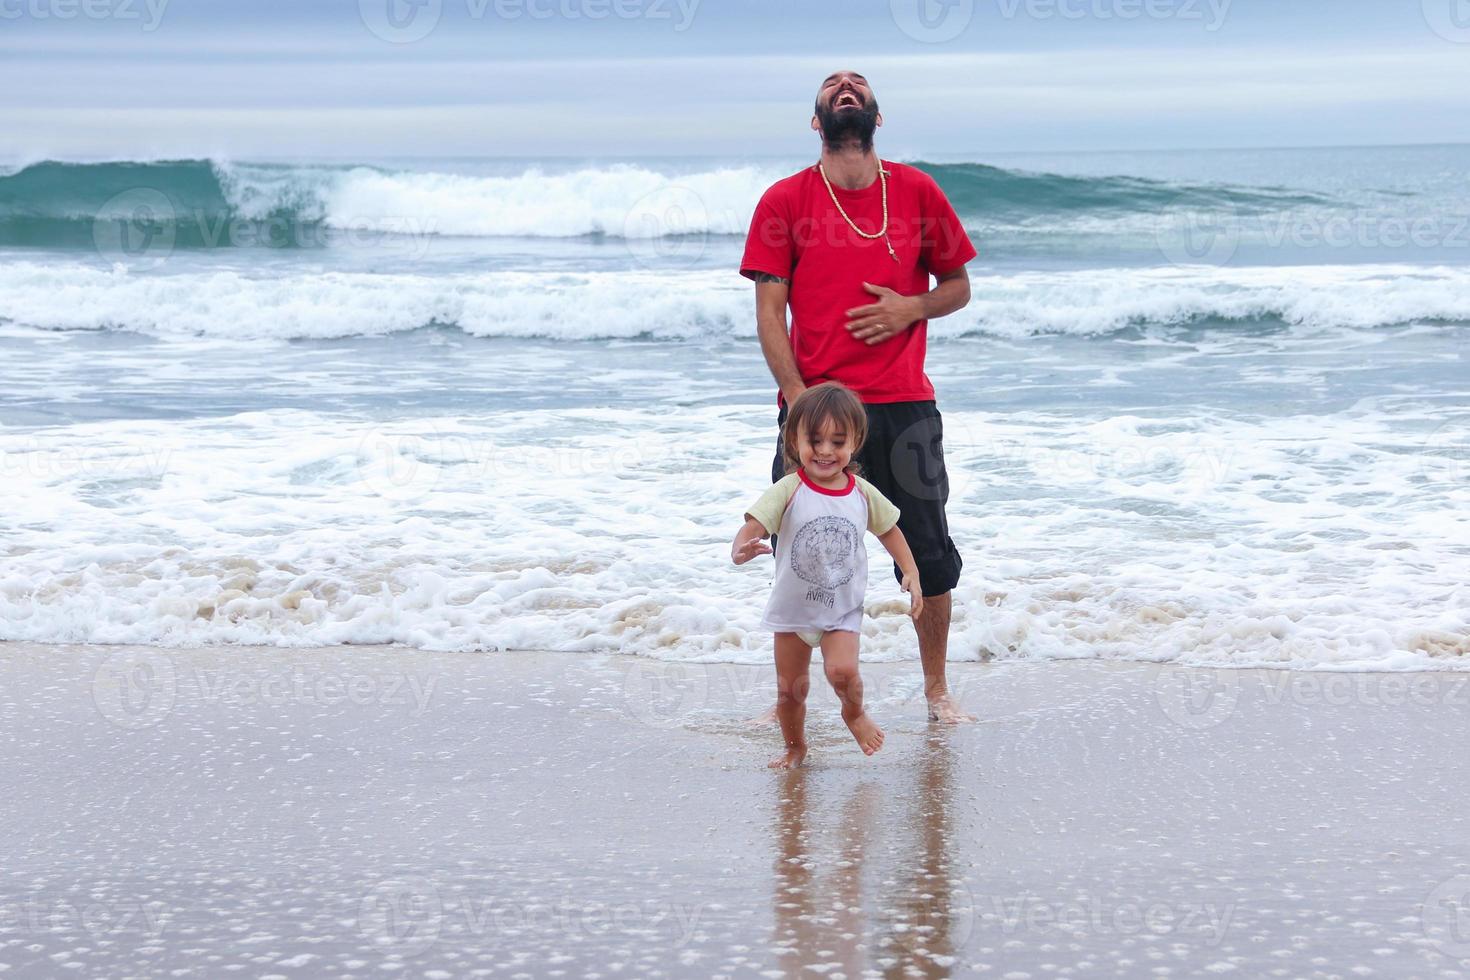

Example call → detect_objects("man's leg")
862 401 974 724
916 591 971 723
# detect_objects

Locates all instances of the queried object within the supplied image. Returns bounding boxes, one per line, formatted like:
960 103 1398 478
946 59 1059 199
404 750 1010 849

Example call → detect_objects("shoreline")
3 641 1469 976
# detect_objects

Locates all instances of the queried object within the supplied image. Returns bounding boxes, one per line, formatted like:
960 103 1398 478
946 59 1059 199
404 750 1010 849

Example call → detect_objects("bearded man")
740 69 977 724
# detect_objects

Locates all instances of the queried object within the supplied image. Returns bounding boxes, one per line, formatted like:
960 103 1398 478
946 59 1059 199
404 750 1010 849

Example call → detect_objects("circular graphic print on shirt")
789 516 861 590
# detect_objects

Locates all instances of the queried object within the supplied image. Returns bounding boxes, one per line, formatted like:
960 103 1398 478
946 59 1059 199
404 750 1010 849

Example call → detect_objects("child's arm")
731 516 773 565
877 525 925 620
735 478 796 565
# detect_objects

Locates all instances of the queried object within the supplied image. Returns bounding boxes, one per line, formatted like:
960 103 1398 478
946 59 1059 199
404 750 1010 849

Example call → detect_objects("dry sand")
2 642 1469 978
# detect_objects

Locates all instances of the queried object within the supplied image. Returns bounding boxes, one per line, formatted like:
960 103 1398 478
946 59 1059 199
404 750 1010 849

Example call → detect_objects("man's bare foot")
927 694 976 724
747 705 779 726
845 712 885 756
768 744 807 769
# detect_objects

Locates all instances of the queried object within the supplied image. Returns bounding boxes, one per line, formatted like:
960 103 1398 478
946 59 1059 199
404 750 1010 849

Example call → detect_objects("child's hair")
780 382 868 477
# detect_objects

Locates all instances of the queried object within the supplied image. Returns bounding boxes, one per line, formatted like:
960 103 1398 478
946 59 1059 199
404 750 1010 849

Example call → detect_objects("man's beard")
815 100 880 153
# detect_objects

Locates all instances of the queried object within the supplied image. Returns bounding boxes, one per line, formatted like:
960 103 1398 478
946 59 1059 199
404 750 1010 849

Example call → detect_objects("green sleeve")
856 476 901 535
744 474 800 536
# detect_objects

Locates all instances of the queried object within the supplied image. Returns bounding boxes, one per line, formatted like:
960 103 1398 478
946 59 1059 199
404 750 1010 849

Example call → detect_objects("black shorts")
772 400 963 597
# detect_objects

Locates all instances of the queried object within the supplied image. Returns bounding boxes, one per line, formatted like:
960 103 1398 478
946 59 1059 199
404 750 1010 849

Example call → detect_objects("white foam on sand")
2 402 1467 670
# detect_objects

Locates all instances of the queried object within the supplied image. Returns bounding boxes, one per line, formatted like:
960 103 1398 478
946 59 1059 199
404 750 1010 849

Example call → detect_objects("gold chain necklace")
818 161 899 262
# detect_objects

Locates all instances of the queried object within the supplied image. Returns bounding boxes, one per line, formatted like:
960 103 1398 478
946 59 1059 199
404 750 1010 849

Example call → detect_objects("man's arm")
753 274 807 405
845 265 971 345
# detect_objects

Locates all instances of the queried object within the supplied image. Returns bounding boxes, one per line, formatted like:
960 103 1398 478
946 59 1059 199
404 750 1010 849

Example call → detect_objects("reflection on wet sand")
769 732 969 976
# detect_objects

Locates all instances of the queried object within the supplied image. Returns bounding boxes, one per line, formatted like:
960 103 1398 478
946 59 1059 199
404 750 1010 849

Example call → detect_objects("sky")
3 0 1470 159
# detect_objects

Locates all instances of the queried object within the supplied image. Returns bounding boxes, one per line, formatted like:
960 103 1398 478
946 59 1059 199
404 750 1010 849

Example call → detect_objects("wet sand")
2 642 1469 977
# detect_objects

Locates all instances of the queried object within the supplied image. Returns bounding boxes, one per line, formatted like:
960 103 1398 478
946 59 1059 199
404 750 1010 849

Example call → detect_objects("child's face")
797 416 854 481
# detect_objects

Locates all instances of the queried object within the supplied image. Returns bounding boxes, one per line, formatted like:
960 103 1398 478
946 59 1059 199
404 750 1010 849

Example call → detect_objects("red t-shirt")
740 161 976 405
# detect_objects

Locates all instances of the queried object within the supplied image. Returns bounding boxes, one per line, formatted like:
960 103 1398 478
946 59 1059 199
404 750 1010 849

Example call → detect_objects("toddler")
732 382 923 769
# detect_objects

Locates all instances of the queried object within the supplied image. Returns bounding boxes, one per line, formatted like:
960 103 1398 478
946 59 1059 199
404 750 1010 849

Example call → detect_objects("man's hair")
780 382 868 477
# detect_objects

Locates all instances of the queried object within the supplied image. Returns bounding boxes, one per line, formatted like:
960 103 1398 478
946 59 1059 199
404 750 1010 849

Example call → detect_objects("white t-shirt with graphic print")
744 468 901 636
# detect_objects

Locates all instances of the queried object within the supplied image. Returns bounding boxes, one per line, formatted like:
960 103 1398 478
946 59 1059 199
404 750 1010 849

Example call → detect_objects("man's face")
812 70 881 150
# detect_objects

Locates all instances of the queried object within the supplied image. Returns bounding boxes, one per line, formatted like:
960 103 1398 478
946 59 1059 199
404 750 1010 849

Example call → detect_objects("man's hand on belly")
844 282 925 346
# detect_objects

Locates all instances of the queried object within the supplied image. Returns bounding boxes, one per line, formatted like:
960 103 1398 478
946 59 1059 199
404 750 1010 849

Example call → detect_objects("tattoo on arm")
753 273 790 285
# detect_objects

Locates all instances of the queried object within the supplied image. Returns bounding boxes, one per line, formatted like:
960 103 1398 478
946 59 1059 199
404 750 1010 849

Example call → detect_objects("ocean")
1 146 1467 669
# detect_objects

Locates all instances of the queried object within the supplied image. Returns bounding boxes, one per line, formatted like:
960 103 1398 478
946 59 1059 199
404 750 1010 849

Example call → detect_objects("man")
740 69 977 724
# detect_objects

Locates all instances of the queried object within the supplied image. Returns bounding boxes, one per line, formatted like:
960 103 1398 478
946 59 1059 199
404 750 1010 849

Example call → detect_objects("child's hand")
901 573 924 620
732 538 773 565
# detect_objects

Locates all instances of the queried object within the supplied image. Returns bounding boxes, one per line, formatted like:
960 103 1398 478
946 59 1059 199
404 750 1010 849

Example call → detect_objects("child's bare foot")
768 744 807 769
927 693 976 724
845 712 884 756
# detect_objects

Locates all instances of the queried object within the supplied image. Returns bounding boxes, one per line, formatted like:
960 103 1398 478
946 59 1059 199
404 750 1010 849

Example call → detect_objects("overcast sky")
4 0 1470 160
